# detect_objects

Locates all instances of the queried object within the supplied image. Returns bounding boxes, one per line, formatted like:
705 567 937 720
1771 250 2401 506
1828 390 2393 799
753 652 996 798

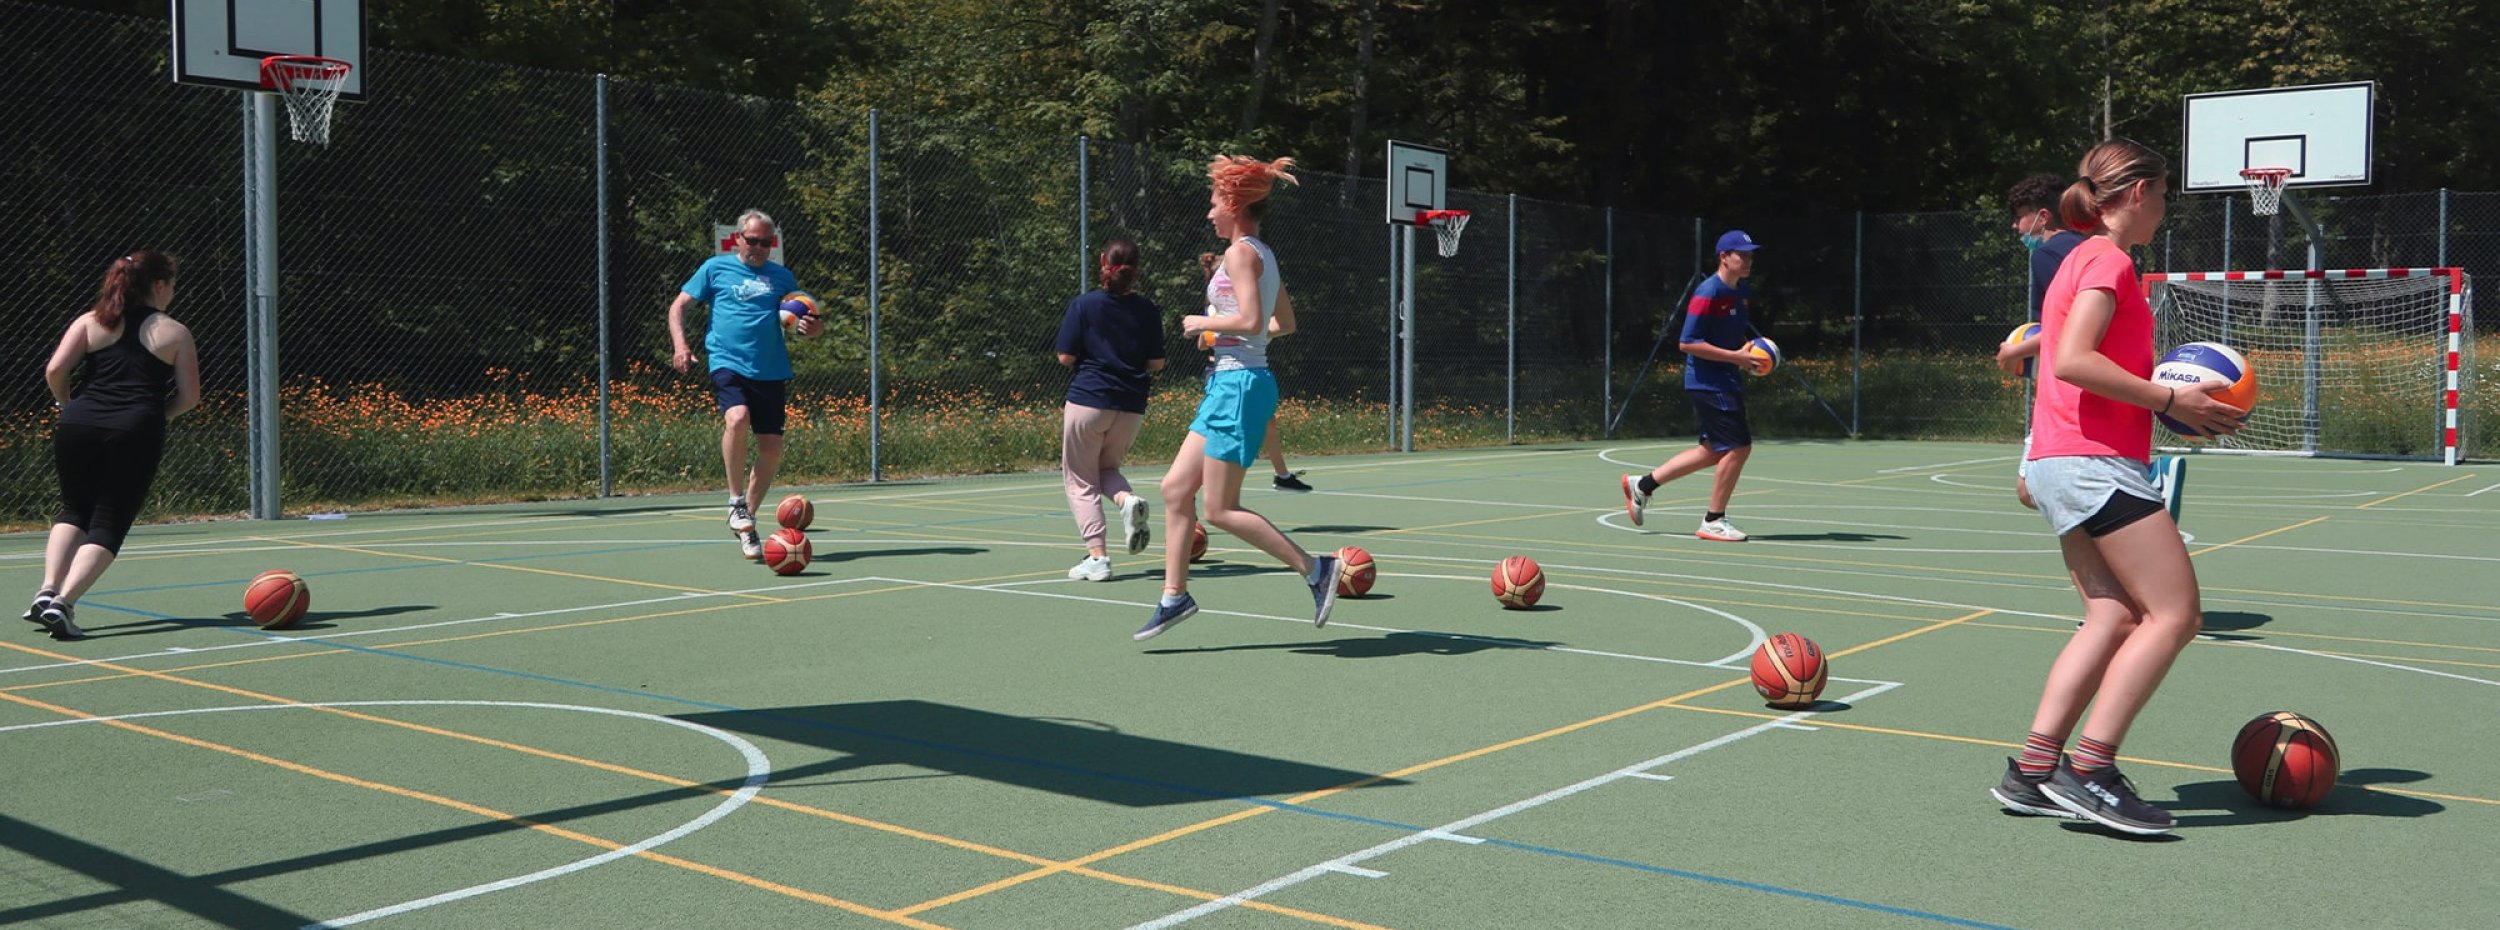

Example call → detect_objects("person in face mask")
1999 174 2088 510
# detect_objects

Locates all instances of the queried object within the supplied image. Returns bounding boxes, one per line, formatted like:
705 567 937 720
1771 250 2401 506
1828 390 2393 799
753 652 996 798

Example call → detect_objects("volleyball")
2153 342 2258 437
1742 337 1781 376
779 292 817 331
2005 321 2042 378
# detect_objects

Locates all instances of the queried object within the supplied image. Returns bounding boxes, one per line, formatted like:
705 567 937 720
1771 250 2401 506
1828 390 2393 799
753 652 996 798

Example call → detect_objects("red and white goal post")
2144 267 2475 465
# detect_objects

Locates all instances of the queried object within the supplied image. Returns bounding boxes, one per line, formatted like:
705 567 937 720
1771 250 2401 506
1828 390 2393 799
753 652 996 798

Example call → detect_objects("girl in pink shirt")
1989 139 2243 836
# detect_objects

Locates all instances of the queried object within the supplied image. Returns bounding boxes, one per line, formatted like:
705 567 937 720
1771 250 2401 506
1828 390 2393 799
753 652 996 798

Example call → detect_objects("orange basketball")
1750 633 1828 708
244 569 310 630
2232 711 2340 809
762 528 812 576
1189 524 1209 562
1335 546 1376 596
776 494 814 530
1490 556 1544 609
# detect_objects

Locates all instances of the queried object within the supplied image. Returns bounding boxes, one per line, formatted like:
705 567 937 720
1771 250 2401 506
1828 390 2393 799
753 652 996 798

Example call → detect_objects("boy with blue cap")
1620 230 1767 542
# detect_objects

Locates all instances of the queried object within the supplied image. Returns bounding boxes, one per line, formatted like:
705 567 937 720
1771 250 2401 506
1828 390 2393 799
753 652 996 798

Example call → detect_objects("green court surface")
4 440 2496 929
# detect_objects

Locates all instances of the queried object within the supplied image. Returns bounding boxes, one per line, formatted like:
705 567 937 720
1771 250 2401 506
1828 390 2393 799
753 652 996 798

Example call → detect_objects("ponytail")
1098 238 1142 294
2058 139 2167 233
87 250 177 328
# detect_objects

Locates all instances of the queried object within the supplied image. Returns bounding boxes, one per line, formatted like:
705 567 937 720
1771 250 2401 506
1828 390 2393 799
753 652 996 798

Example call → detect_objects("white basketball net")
262 57 350 146
2241 168 2290 217
1425 211 1470 257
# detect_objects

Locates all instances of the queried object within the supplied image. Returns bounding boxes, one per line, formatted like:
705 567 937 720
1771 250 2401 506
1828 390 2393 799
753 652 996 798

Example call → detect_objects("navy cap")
1715 230 1761 252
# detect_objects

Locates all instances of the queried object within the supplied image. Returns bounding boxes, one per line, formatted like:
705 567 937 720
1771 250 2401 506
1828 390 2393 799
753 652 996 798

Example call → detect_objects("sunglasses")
740 235 774 247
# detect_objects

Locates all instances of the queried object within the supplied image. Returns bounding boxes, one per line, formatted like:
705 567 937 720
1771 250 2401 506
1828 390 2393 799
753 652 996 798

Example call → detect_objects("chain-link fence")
5 1 2496 527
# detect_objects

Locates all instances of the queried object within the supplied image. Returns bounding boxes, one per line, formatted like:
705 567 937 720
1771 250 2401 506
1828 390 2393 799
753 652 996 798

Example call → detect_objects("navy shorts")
711 369 789 435
1688 389 1752 452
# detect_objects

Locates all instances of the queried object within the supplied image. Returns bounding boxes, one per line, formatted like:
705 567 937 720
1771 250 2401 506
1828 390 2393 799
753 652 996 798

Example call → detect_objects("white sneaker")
728 499 756 533
1621 475 1649 527
1120 495 1150 555
739 528 763 560
1069 555 1113 582
1696 518 1748 542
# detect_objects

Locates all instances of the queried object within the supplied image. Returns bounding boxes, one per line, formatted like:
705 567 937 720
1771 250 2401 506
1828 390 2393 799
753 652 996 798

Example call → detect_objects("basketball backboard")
173 0 366 100
716 225 786 265
1384 140 1447 225
2181 81 2373 192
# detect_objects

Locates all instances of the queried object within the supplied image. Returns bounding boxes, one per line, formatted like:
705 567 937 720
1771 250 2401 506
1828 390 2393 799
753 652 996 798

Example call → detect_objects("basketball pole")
1399 223 1417 453
243 91 282 520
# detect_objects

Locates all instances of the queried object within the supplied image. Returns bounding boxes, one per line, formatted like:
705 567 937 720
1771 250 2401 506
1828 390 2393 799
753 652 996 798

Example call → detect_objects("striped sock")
2015 732 2063 778
2071 736 2119 773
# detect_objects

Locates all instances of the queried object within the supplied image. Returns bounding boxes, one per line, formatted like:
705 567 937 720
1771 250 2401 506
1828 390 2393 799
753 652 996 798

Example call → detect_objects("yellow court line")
0 681 951 929
900 607 1995 916
258 535 794 602
2356 472 2478 509
2188 516 2331 557
1657 703 2500 808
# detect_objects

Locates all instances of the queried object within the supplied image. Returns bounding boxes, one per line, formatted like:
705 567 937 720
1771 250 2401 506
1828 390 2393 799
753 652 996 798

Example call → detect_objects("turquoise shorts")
1190 369 1279 467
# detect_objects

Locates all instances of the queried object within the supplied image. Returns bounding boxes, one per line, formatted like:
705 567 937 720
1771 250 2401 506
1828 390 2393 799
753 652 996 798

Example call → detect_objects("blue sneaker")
1307 555 1343 629
1134 593 1198 641
2152 455 2186 523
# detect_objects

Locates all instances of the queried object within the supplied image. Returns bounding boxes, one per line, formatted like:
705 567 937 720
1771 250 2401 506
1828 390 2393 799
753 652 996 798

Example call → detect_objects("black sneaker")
39 603 81 640
1990 758 2080 819
1134 593 1199 642
1273 471 1313 492
2042 761 2174 835
1307 555 1342 629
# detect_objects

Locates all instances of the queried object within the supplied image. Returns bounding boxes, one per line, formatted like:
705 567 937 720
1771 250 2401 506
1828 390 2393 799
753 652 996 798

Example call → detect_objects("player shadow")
811 545 986 565
1288 525 1397 534
70 605 434 638
1143 630 1561 660
678 699 1405 806
2158 768 2443 828
2198 610 2272 632
0 809 323 927
1145 562 1286 581
1747 531 1907 543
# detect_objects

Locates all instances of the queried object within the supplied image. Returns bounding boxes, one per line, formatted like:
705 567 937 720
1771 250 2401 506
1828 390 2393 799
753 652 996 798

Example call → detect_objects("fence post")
1077 135 1089 293
868 109 883 482
595 74 612 497
2439 188 2450 267
1506 193 1517 445
1603 206 1613 437
1386 225 1398 448
1851 211 1863 437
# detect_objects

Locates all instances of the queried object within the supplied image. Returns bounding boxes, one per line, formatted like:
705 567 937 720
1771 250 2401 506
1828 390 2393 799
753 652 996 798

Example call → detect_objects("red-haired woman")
29 251 202 639
1133 155 1341 641
1989 140 2243 834
1056 239 1167 581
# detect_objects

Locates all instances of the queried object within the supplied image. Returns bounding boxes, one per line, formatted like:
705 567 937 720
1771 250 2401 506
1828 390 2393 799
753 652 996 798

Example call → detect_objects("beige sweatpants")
1062 402 1144 550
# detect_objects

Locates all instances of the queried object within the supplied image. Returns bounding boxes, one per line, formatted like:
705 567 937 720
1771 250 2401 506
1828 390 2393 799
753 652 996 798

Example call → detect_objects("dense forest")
57 0 2500 215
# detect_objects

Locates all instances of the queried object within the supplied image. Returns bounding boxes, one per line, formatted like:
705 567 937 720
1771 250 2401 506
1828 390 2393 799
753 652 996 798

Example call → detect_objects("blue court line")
28 607 2011 928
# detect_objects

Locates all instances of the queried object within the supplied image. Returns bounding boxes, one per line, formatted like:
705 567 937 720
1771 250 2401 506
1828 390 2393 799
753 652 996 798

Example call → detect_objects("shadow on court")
2199 610 2273 632
679 700 1403 806
813 545 986 564
1144 630 1561 660
0 810 321 927
1288 525 1398 534
77 604 436 638
2164 767 2443 828
1748 531 1907 543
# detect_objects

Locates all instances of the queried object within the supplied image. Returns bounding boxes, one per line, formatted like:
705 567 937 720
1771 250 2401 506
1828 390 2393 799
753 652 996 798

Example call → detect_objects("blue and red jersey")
1680 274 1752 392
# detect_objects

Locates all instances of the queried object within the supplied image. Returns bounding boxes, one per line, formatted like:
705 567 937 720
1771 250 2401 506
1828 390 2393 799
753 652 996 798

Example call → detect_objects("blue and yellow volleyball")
1742 337 1782 376
2005 321 2042 379
2153 341 2258 437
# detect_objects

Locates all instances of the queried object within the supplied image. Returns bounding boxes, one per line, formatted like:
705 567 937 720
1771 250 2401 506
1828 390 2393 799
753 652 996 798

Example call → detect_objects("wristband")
2159 386 2176 414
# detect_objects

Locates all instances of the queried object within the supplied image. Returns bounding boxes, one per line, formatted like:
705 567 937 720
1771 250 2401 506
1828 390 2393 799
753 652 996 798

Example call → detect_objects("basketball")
779 292 817 331
2005 321 2042 379
1750 632 1828 708
1490 556 1544 609
1335 546 1376 596
2232 711 2340 809
2154 341 2258 437
1189 523 1209 562
762 528 811 575
776 494 814 530
244 569 310 630
1741 336 1781 376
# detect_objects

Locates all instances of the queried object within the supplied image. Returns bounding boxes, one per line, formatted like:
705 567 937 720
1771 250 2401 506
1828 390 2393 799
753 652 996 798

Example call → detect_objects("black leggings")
53 421 166 554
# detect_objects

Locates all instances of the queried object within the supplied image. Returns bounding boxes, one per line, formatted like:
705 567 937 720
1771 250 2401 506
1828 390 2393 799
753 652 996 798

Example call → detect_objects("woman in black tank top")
28 251 202 639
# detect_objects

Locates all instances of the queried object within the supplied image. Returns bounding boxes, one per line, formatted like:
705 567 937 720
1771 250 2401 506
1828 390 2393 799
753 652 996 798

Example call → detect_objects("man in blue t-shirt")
669 209 819 559
1619 229 1767 543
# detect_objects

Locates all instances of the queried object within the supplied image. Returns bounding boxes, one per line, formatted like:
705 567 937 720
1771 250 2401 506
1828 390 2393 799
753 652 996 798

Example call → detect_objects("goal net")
2147 268 2474 464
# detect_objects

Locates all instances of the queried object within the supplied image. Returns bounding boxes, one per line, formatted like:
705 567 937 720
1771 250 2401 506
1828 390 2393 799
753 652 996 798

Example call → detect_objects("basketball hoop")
1419 209 1471 257
2240 167 2292 217
260 55 351 146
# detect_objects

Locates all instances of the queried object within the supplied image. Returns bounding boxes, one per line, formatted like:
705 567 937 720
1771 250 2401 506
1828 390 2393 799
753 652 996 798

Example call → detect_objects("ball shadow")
2165 767 2443 828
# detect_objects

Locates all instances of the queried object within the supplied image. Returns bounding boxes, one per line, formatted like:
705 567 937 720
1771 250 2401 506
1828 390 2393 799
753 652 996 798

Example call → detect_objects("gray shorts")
2027 455 2160 537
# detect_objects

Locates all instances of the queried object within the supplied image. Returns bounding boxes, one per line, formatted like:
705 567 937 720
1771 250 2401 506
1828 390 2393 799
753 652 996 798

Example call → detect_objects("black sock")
1704 511 1725 523
1636 475 1661 495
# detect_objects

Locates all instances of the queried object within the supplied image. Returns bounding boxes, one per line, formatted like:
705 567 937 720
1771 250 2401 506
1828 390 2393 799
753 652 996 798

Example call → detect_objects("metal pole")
595 74 612 497
1506 193 1517 444
868 109 883 481
1851 211 1863 436
1602 207 1613 437
1077 135 1089 293
2439 188 2450 267
1386 225 1399 447
246 92 281 520
1400 225 1416 452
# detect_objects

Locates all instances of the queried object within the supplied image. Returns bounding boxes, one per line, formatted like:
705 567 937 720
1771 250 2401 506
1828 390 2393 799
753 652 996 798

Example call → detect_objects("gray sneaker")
39 602 81 640
22 589 55 628
2042 761 2174 835
1307 555 1343 629
1120 495 1150 555
1990 758 2081 819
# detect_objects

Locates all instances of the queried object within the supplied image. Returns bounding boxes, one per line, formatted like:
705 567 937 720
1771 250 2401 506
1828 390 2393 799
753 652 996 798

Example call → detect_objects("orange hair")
1207 154 1299 211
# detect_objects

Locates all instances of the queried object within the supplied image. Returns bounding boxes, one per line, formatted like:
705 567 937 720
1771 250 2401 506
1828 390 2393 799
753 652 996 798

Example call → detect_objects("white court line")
0 700 770 930
0 515 604 560
1122 681 1900 930
1925 473 2381 500
2468 482 2500 498
0 578 879 677
1303 489 1604 512
1877 455 2016 474
2238 642 2500 688
1594 510 2055 555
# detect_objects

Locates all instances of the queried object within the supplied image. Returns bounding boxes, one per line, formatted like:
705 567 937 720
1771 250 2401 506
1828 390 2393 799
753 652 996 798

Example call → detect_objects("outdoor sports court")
5 440 2494 929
